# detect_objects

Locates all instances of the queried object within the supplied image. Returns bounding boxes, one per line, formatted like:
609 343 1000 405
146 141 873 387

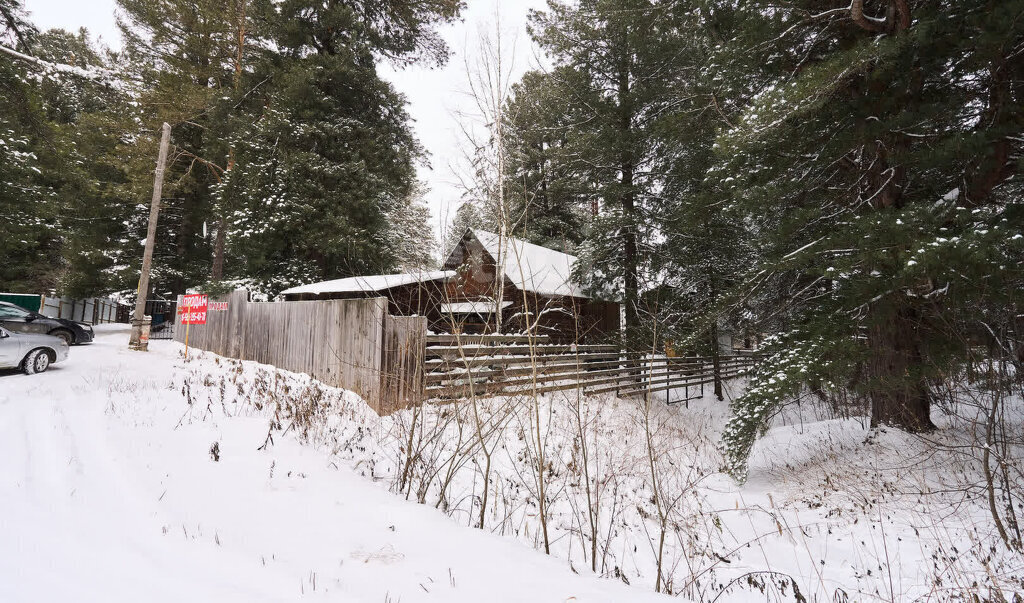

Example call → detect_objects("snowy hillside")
2 328 1021 601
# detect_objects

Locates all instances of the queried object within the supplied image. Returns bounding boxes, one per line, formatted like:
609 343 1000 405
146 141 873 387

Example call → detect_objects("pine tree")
0 61 59 291
116 0 243 295
709 0 1024 477
649 3 756 397
0 0 32 51
503 69 590 254
387 182 439 271
0 9 134 296
528 0 689 336
32 29 137 297
114 0 461 296
0 1 53 292
215 0 459 295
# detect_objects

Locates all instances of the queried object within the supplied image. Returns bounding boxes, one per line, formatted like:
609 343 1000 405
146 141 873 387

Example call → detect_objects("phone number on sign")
182 311 207 323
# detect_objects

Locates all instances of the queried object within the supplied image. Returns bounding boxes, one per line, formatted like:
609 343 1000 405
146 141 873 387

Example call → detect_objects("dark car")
0 301 95 345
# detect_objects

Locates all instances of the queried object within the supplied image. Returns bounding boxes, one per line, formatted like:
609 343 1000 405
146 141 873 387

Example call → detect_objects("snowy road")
0 327 666 602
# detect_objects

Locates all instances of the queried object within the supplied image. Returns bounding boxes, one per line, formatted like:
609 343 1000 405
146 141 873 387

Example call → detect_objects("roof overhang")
281 270 455 296
440 301 513 314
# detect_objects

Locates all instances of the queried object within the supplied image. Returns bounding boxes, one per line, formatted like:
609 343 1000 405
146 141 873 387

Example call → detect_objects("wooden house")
281 230 619 342
439 230 618 341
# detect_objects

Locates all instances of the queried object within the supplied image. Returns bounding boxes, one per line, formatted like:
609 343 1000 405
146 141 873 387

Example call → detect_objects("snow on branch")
0 42 119 82
849 0 887 32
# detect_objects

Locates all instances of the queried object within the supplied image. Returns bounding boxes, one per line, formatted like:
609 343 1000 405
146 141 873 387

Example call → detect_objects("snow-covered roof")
466 230 585 298
281 270 455 296
440 301 513 314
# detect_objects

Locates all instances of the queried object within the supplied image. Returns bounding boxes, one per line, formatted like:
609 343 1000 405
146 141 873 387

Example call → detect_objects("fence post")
699 357 705 400
666 360 670 405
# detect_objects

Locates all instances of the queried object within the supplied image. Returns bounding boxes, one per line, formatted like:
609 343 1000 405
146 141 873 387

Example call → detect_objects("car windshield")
0 304 31 318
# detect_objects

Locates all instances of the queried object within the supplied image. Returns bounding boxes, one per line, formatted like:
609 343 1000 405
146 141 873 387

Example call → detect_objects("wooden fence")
422 334 756 403
173 290 754 414
175 289 390 411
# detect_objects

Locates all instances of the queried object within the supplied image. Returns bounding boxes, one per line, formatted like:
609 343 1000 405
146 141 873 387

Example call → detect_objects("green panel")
0 293 42 312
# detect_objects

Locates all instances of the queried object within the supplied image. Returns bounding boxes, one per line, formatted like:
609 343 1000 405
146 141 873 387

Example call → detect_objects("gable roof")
450 229 584 298
281 270 455 296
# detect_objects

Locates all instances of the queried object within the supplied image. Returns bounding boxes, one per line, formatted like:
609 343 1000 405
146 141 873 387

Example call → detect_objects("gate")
145 299 177 340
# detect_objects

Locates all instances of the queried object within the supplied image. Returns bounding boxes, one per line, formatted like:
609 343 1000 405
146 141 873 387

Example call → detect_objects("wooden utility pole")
129 122 172 350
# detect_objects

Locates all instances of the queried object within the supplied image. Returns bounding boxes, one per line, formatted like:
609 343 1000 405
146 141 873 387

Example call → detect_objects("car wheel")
50 329 74 345
22 348 51 375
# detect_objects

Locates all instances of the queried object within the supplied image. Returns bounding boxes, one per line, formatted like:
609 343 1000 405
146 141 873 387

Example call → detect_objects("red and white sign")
209 301 229 312
180 294 208 325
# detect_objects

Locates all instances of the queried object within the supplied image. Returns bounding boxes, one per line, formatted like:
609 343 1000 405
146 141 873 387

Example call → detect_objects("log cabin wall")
443 236 500 299
438 233 620 342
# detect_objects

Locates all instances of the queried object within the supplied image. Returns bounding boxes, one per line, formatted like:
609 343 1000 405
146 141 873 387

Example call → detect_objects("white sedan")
0 326 69 374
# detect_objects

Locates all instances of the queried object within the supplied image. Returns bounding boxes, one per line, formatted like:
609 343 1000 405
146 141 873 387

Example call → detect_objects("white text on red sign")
181 294 208 309
181 311 207 324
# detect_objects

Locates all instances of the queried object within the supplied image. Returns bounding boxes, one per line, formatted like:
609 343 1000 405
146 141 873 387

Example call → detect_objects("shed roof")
280 270 455 296
460 230 585 299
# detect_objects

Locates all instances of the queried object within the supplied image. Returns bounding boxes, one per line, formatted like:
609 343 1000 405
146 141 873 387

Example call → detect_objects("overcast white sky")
22 0 548 241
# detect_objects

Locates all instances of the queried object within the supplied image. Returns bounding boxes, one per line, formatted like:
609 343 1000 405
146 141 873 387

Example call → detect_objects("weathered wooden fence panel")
175 290 387 411
379 315 427 415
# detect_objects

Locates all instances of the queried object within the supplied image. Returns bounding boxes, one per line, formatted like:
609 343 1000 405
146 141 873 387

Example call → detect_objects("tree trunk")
867 305 935 431
617 53 639 337
211 214 227 280
708 270 723 401
621 163 638 335
211 1 246 283
710 321 724 401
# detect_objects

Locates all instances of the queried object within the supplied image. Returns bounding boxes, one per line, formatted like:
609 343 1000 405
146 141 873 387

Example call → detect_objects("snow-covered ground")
2 326 1022 601
0 326 665 602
